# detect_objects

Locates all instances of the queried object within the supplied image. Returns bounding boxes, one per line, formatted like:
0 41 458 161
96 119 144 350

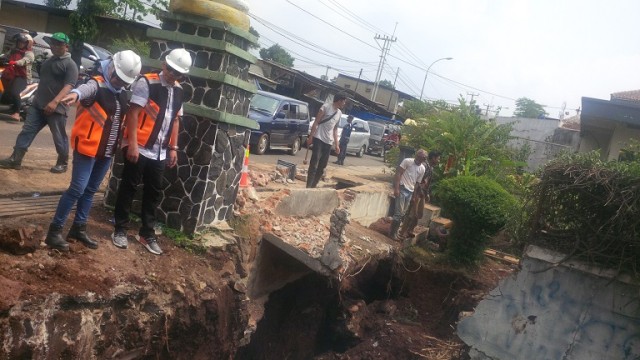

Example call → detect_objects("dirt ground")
0 160 516 359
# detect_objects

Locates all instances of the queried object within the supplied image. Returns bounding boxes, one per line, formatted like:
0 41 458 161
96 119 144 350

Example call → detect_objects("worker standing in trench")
390 149 427 241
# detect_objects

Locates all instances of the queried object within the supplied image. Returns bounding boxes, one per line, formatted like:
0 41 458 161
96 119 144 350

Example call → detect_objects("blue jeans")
51 151 113 227
15 106 68 158
393 186 413 222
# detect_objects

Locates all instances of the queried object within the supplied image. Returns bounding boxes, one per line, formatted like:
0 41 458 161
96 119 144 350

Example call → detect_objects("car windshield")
250 94 279 115
369 123 385 136
93 45 112 60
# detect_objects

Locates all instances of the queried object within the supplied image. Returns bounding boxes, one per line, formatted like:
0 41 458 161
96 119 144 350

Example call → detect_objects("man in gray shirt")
0 32 78 173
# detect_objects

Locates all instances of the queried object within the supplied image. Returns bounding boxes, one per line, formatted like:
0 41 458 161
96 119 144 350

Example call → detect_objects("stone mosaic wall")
105 13 256 234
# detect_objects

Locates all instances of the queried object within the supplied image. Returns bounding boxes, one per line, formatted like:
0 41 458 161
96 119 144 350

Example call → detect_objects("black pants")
114 149 165 237
337 139 349 164
306 137 332 188
1 77 26 113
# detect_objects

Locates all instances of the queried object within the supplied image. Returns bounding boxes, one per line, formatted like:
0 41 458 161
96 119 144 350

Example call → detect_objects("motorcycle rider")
0 33 34 121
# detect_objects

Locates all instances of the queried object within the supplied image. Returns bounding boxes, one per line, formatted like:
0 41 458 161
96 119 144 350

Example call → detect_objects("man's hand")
393 187 400 198
44 100 59 115
167 149 178 168
8 60 16 66
126 144 140 164
335 144 340 155
306 136 313 147
61 93 79 106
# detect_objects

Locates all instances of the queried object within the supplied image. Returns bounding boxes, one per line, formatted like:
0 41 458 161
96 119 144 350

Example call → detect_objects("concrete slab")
341 182 392 227
274 188 340 217
457 245 640 360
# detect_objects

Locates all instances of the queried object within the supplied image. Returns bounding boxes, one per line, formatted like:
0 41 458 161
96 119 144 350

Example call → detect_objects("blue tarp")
349 110 401 124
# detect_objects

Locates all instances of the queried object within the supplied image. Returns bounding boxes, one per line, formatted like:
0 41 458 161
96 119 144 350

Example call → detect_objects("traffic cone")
239 145 251 188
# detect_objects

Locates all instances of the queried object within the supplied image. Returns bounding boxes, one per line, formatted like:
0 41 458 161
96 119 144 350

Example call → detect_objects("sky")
246 0 640 117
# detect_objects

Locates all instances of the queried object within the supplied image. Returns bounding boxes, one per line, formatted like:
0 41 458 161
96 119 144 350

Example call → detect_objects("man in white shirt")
305 93 347 188
390 149 427 240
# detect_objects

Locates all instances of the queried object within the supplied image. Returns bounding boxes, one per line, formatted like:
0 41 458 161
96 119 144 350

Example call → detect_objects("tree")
514 97 548 118
46 0 72 9
379 79 394 89
248 27 260 50
259 44 294 67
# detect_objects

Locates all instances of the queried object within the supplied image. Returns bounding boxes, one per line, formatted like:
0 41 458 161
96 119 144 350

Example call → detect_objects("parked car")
248 90 310 155
367 121 387 157
30 32 112 72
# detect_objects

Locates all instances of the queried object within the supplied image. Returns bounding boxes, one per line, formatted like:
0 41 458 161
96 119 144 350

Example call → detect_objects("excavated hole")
237 258 404 359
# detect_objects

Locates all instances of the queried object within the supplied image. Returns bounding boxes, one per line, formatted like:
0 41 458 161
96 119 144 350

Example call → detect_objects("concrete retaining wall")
345 183 391 227
457 245 640 360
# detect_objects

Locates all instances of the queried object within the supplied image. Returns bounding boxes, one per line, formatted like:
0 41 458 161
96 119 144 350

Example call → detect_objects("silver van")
338 115 370 157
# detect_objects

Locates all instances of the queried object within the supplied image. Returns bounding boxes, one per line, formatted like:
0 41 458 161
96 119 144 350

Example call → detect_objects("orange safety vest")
71 76 128 157
132 73 183 149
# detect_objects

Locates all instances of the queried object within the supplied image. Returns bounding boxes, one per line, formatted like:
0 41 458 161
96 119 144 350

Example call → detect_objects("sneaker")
138 235 163 255
111 230 128 249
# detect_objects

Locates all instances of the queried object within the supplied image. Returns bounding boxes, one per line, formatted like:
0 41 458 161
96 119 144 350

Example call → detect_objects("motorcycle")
0 54 41 122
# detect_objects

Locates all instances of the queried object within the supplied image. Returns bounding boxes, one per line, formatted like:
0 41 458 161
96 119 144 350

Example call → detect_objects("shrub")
434 176 517 265
107 36 150 58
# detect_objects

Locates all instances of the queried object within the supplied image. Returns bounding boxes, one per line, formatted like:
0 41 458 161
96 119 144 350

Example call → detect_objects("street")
251 145 386 168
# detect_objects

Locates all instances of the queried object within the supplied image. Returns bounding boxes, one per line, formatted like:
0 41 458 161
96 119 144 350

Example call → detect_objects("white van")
308 114 371 157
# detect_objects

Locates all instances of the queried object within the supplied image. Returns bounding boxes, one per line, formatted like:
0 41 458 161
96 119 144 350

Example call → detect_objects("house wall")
335 76 398 112
458 245 640 360
495 116 577 170
608 123 640 160
579 126 613 159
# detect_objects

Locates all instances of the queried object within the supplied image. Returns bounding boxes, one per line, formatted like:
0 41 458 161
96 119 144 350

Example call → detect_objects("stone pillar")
105 7 259 235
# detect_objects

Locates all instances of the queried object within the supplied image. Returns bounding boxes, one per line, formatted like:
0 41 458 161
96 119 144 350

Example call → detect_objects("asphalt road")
250 144 386 169
0 115 385 169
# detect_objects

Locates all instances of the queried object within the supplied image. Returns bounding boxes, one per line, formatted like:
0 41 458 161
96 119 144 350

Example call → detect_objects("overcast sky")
246 0 640 117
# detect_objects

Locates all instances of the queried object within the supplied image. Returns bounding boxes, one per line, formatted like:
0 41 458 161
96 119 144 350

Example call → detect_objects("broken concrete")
457 245 640 360
275 188 340 217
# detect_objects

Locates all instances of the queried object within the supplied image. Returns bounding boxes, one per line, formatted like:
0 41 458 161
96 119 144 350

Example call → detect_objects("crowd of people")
0 32 193 256
1 31 438 254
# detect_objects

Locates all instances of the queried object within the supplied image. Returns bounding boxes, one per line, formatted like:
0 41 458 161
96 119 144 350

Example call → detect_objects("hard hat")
24 34 33 43
165 48 192 74
112 50 142 84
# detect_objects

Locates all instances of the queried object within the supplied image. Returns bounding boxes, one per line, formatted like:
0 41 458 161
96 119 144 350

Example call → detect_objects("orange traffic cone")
239 145 251 188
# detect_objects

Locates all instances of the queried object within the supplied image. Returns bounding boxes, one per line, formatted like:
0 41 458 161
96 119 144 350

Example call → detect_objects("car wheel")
255 133 269 155
357 145 366 158
290 137 300 155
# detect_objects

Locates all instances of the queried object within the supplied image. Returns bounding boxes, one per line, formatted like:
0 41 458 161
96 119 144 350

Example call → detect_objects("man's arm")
44 84 74 115
167 115 180 168
124 104 143 163
394 166 405 197
333 124 340 153
306 107 325 146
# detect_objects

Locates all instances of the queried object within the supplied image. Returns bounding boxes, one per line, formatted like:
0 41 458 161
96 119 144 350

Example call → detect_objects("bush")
107 36 150 58
434 176 517 265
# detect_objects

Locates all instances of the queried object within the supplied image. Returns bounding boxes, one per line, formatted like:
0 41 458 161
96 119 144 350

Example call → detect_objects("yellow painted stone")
170 0 250 30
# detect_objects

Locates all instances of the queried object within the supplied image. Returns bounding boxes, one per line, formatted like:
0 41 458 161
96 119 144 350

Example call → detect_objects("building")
334 73 416 113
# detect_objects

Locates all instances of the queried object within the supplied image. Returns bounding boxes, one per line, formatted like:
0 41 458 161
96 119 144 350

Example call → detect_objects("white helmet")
165 48 192 74
112 50 142 84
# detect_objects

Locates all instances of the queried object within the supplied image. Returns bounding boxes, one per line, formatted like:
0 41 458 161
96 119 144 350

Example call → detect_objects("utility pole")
467 92 479 104
354 68 363 94
387 67 400 110
323 65 331 81
483 103 493 116
371 23 398 102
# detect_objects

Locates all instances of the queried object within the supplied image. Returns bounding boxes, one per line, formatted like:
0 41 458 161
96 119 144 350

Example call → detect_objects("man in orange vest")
44 50 142 252
111 48 192 255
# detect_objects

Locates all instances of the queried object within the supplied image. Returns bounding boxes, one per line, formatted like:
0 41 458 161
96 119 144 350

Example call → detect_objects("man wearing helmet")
0 32 78 172
111 48 192 255
43 50 142 252
0 33 35 120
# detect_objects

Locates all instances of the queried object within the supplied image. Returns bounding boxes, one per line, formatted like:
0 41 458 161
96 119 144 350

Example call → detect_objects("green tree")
259 44 294 67
379 79 394 89
401 97 517 178
46 0 72 9
248 27 260 50
514 97 548 118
